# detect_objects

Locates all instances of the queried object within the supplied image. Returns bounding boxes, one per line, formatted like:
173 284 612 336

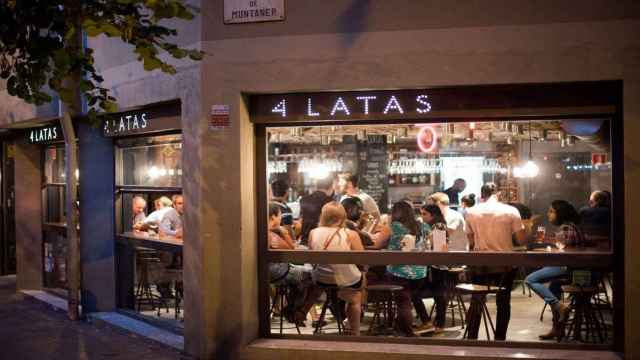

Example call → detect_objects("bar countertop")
266 247 613 267
117 231 183 253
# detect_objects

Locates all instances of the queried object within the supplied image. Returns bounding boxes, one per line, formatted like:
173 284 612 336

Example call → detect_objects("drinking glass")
536 226 546 242
555 240 566 251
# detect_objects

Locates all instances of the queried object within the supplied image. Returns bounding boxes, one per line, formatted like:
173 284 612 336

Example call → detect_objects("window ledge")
244 339 622 360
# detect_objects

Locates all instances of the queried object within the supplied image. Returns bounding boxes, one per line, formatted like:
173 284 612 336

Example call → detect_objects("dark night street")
0 276 183 360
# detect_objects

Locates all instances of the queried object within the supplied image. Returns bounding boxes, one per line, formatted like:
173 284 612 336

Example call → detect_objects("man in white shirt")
133 196 173 233
427 192 467 251
463 182 527 341
338 173 381 220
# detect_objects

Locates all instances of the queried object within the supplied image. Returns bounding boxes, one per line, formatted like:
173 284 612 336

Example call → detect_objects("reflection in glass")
116 134 182 187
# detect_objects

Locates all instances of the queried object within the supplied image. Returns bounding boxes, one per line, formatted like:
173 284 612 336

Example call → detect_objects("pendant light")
513 121 540 178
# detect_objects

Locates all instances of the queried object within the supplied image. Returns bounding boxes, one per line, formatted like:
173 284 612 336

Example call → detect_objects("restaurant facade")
0 1 639 359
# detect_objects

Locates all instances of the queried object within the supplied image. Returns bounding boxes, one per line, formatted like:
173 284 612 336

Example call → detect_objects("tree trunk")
60 112 80 320
61 10 84 320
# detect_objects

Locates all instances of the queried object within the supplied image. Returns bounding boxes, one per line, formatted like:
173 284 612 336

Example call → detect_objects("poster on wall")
224 0 285 24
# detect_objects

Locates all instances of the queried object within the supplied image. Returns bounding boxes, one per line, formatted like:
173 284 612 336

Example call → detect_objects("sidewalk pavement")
0 275 184 360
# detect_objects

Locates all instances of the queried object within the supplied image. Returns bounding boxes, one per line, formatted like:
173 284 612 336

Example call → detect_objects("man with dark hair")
270 179 294 238
444 178 466 208
463 182 527 341
339 173 381 220
299 174 336 246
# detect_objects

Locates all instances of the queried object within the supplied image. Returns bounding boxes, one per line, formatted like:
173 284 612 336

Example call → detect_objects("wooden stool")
365 284 402 335
456 283 504 340
560 285 606 343
443 267 467 329
314 285 344 335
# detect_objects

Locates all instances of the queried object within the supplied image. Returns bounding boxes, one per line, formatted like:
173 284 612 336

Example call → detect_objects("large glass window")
115 133 184 332
116 134 182 188
262 119 614 345
42 145 68 290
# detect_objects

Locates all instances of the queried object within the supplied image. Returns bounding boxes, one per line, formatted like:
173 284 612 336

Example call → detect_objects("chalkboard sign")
341 135 358 174
358 135 388 213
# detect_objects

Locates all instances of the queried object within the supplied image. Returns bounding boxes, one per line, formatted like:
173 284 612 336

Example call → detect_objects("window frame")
252 81 625 352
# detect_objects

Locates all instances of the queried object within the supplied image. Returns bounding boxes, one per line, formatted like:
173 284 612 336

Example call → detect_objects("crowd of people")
267 173 611 339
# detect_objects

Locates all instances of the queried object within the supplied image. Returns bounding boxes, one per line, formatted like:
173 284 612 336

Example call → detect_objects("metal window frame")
253 80 625 352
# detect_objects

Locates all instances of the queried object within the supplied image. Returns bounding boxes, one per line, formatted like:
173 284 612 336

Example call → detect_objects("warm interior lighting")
513 160 540 178
513 120 539 178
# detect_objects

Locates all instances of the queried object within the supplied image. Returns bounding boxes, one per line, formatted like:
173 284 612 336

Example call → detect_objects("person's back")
309 226 361 287
580 206 610 236
466 198 523 251
444 209 467 251
300 190 333 245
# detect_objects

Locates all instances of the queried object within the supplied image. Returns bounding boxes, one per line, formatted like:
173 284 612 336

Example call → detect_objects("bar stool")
443 267 467 329
135 248 164 312
365 284 402 335
270 283 301 335
314 284 344 335
560 284 606 343
456 283 504 340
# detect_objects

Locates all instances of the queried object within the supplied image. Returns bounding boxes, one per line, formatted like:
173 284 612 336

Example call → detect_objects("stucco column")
78 121 116 312
14 141 43 290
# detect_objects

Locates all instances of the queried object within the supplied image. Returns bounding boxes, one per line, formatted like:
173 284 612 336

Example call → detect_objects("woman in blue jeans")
525 200 586 340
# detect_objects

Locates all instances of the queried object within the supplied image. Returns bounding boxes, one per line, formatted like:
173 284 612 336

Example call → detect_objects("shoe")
412 320 433 329
538 327 560 340
413 321 435 334
556 303 570 324
433 327 445 335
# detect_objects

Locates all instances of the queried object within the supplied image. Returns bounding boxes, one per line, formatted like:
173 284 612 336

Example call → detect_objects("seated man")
135 196 173 233
160 195 184 238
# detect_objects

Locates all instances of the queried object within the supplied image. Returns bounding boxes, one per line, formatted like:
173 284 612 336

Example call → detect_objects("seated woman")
309 202 365 336
416 204 450 333
341 197 391 249
385 201 429 336
268 203 316 325
525 200 586 340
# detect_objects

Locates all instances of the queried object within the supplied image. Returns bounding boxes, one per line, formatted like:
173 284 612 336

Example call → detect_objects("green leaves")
82 18 122 37
0 0 203 120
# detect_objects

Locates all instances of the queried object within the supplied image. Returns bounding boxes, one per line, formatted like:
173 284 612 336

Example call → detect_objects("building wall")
195 1 640 359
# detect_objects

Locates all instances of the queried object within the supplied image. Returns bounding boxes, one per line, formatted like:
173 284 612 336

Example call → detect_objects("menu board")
358 135 389 213
341 135 359 174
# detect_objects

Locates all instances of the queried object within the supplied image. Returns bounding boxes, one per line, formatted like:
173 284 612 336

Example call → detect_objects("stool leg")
332 291 343 335
456 294 466 329
314 294 329 334
482 302 496 341
279 288 285 335
540 302 547 322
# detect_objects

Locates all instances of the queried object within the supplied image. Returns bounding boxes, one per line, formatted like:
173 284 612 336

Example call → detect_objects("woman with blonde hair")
309 201 364 335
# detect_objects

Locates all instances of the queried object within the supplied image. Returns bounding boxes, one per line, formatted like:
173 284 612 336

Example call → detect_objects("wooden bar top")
117 231 183 253
266 247 613 267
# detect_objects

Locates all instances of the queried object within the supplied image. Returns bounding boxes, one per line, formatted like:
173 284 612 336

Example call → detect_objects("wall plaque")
224 0 285 24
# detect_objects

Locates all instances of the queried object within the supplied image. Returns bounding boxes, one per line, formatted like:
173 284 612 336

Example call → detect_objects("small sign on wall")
210 105 230 131
224 0 285 24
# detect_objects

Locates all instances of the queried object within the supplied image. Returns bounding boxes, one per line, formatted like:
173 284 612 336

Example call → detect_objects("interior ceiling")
267 120 569 145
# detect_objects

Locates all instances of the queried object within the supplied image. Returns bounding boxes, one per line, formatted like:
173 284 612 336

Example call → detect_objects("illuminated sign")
270 94 432 119
103 112 148 136
102 101 182 137
416 125 438 153
250 82 617 124
28 125 61 144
